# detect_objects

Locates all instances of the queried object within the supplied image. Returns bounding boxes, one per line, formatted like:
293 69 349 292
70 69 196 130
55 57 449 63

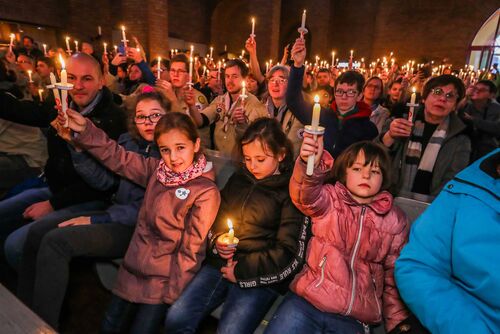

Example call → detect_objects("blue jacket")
395 149 500 334
71 133 159 226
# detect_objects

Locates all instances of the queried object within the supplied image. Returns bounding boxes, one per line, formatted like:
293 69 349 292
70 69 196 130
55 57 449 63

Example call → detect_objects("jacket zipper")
314 255 327 288
372 277 382 319
346 206 366 315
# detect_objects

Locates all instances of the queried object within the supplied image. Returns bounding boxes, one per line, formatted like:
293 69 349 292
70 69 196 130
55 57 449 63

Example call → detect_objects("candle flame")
251 17 255 23
9 33 15 39
43 43 47 48
303 9 306 14
59 54 66 69
242 81 246 88
314 95 320 103
66 36 70 41
412 87 416 93
227 219 233 230
121 25 125 31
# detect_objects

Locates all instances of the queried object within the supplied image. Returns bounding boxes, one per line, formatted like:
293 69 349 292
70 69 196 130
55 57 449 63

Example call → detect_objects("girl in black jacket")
164 118 309 334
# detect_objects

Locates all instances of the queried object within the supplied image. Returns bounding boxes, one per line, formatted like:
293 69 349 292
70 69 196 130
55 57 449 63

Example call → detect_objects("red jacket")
289 152 409 332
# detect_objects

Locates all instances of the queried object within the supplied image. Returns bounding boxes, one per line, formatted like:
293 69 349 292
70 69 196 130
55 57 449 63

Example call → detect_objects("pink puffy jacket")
289 152 409 332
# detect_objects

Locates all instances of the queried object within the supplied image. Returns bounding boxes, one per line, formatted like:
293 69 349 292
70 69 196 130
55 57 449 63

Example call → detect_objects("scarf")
156 154 207 187
401 115 449 192
264 96 295 135
70 91 103 116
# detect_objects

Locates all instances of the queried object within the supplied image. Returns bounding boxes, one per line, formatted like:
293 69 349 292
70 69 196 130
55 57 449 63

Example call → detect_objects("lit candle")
203 65 207 77
265 61 269 73
210 46 213 60
227 219 234 244
307 95 321 176
190 44 194 56
59 54 69 127
241 80 247 101
121 25 127 48
103 42 107 55
301 10 306 30
43 44 47 56
74 40 78 52
241 50 245 58
114 45 118 54
98 25 102 36
65 36 71 54
38 89 44 101
349 49 354 69
27 70 33 83
217 61 221 81
251 17 255 37
188 56 193 86
9 33 15 52
331 51 335 67
49 72 61 106
408 87 416 122
157 56 162 79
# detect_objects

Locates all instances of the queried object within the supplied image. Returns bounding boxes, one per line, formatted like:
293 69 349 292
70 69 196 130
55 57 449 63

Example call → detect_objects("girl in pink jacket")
266 137 409 334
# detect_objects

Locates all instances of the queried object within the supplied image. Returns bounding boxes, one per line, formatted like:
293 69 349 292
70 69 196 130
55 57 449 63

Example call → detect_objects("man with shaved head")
0 52 126 274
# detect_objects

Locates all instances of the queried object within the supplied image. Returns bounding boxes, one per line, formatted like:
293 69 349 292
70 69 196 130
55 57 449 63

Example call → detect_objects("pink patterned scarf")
156 154 207 186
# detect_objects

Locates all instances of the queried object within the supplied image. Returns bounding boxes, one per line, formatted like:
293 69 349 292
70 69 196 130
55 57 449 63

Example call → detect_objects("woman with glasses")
261 65 303 158
380 74 471 198
363 76 391 133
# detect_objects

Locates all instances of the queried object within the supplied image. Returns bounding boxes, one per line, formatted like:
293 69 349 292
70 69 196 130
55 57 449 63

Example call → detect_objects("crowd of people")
0 28 498 334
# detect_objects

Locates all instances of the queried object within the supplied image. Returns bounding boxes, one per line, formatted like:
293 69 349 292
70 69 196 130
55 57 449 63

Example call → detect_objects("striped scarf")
401 115 449 193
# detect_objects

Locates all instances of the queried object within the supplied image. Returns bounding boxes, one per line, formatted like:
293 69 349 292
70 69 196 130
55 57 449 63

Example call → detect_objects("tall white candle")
98 25 102 36
157 56 162 79
331 51 335 67
226 219 234 244
103 42 107 54
301 10 306 29
65 36 71 53
27 70 33 83
241 80 246 99
251 17 255 36
210 46 213 60
9 33 15 52
74 40 78 52
38 89 44 101
121 26 127 48
188 56 193 85
43 44 47 56
59 54 69 127
307 95 321 176
408 87 416 122
217 61 221 81
114 45 118 54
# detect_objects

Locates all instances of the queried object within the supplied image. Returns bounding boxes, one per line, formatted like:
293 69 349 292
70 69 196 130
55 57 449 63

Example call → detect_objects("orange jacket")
289 153 409 332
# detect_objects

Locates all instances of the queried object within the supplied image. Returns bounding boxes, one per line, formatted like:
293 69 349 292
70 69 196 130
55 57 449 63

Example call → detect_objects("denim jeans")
4 198 108 271
265 292 366 334
101 294 168 334
164 264 280 334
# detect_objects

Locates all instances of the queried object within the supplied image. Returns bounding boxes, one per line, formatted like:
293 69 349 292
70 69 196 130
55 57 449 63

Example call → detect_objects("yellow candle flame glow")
314 94 319 103
59 54 65 69
412 87 416 93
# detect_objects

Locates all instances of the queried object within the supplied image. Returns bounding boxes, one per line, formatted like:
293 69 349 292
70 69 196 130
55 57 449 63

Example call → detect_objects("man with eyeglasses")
458 80 500 162
287 38 378 158
380 75 471 198
200 59 268 157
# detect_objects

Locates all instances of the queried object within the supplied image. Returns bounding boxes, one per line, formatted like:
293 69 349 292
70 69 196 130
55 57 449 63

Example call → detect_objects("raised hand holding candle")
9 33 15 52
306 95 321 176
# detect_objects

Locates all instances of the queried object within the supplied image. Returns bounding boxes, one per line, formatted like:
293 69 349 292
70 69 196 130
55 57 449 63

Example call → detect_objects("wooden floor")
0 246 218 334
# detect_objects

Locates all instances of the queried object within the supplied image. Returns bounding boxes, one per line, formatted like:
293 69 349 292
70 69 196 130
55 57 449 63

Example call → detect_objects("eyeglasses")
169 69 187 75
431 87 458 101
268 78 287 85
334 89 358 97
134 113 164 124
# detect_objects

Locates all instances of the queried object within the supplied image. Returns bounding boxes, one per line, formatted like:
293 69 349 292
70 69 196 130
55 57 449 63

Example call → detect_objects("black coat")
0 87 127 209
206 168 309 294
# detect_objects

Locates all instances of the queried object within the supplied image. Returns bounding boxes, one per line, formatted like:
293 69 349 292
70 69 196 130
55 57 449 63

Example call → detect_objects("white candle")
408 87 416 122
49 72 61 105
38 89 44 101
301 10 306 29
59 54 69 127
98 25 102 36
190 44 194 56
188 56 193 85
217 61 221 81
9 33 15 52
43 44 47 56
121 25 127 48
307 95 321 176
74 40 78 52
103 42 107 54
241 80 246 99
265 62 269 73
210 46 213 60
241 50 245 58
331 51 335 67
227 219 234 244
251 17 255 36
157 56 161 79
65 36 71 53
27 70 33 83
114 45 118 54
